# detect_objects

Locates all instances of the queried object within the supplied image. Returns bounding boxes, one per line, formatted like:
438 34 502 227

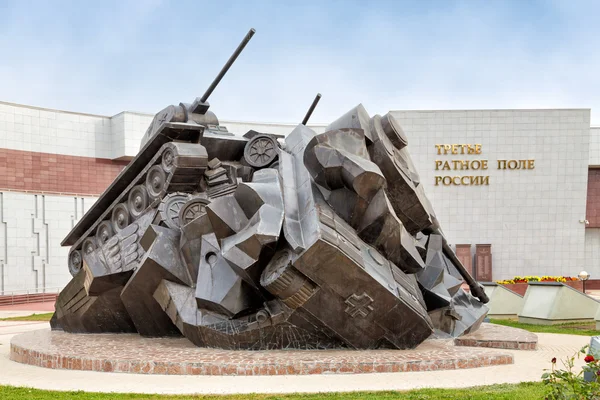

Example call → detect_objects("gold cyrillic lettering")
442 176 452 185
435 160 442 170
442 161 451 171
435 176 442 185
475 144 482 154
528 160 535 169
481 176 489 185
481 160 488 170
471 160 481 170
497 160 506 169
507 160 518 169
461 176 470 185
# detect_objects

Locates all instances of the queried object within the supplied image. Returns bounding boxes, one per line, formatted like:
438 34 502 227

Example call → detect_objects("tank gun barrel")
301 93 322 126
433 229 489 303
200 28 256 104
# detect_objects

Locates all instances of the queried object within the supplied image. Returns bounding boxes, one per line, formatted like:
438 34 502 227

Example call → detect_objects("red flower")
551 357 557 364
585 355 595 363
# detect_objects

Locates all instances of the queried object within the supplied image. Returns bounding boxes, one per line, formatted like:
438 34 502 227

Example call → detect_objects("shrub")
542 345 600 399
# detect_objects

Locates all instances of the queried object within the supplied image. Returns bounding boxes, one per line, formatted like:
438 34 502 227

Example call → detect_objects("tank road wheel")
111 203 130 233
96 220 114 246
261 248 294 294
158 193 191 229
260 248 316 309
82 237 97 255
161 147 176 173
146 165 167 200
128 185 149 219
244 134 279 168
178 197 210 226
68 249 83 277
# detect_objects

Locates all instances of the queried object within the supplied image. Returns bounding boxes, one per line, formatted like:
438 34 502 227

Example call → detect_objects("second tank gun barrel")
433 229 489 303
200 28 256 104
301 93 322 125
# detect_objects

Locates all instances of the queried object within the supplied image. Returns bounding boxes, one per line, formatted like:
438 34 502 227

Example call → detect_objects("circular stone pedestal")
455 323 538 350
10 325 522 376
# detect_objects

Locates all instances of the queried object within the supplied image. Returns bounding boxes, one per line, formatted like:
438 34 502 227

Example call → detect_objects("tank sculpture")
52 29 489 350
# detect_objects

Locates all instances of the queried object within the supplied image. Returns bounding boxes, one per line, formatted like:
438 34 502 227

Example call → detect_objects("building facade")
0 101 597 294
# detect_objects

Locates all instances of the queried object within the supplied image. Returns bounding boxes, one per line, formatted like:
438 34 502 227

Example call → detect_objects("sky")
1 0 600 124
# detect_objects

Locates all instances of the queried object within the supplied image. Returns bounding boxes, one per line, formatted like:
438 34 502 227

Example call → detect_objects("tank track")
68 142 208 276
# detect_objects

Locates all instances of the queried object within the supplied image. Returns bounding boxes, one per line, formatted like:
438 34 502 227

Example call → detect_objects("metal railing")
0 287 61 306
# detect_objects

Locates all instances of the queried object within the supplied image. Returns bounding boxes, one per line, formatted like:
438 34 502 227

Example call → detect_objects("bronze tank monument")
52 29 489 350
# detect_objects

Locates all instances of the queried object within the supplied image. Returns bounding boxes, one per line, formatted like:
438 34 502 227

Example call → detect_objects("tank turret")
62 29 258 266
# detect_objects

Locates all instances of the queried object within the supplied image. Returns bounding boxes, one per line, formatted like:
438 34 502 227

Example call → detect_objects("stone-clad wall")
0 102 329 293
0 101 113 159
590 127 600 166
0 101 326 161
392 109 591 280
0 101 597 291
0 191 95 294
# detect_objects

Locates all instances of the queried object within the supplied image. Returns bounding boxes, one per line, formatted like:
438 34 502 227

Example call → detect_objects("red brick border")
0 148 128 196
10 330 514 376
454 338 537 351
587 168 600 228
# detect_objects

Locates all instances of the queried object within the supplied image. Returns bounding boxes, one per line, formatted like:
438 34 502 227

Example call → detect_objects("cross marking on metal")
158 112 168 124
344 292 374 318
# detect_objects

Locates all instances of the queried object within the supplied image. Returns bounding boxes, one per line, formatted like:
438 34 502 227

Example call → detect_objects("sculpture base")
454 323 538 350
10 325 525 376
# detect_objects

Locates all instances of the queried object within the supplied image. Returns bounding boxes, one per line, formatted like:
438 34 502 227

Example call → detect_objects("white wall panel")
392 109 591 280
0 192 96 294
590 127 600 166
0 101 595 289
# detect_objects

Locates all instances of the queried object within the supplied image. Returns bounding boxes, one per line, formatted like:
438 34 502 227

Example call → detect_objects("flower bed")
496 276 579 285
495 276 583 296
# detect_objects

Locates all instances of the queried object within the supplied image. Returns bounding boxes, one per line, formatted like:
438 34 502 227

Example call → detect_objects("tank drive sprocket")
178 197 211 227
243 134 279 168
158 192 192 230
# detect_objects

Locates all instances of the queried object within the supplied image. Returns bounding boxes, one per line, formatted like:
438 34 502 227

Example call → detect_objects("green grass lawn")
0 312 53 322
490 318 600 336
0 382 546 400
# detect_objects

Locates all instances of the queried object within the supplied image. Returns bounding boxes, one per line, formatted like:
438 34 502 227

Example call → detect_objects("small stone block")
208 158 222 169
205 167 227 179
